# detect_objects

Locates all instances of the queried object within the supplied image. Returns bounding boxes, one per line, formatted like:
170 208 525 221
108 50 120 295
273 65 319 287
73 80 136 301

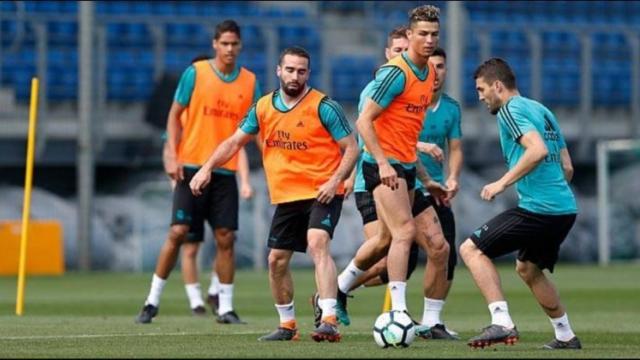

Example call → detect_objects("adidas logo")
296 121 304 127
473 229 482 238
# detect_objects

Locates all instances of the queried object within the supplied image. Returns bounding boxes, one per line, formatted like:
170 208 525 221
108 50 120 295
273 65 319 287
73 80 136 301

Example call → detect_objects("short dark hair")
278 46 311 68
386 25 408 48
409 5 440 27
214 19 241 40
190 54 210 64
431 47 446 60
473 58 517 90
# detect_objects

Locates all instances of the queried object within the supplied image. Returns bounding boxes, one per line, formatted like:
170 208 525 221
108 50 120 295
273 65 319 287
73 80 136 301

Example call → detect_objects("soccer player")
334 46 463 340
135 20 259 325
350 5 445 324
161 53 255 317
190 46 359 342
461 58 581 350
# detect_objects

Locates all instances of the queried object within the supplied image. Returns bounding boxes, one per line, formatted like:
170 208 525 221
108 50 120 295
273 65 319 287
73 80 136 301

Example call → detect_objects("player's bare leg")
258 249 300 341
460 239 518 348
213 228 244 323
308 229 341 342
373 179 416 312
181 242 206 316
135 224 189 324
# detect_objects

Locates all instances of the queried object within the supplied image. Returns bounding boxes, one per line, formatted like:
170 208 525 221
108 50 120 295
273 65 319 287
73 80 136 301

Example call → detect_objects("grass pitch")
1 263 639 358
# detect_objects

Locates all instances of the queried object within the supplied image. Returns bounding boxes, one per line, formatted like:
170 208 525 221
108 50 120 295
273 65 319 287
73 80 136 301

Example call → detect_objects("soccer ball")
372 310 416 348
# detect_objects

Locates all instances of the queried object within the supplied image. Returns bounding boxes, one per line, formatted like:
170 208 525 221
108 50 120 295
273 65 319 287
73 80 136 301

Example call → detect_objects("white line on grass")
0 331 269 341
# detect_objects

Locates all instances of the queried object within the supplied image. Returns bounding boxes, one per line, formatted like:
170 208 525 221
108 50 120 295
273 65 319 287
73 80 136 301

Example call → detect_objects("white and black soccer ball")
372 310 416 348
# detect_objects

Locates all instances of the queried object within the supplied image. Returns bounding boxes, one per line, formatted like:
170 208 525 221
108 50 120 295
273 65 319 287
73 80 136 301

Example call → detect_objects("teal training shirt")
174 63 262 106
239 89 352 141
497 95 577 215
415 93 462 189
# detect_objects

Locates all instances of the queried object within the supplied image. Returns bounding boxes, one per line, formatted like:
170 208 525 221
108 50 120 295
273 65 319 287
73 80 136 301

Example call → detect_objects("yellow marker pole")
382 287 392 313
16 77 39 316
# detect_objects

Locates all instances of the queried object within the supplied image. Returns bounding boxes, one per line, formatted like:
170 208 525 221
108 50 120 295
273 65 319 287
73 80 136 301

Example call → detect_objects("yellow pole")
382 286 391 313
16 77 39 316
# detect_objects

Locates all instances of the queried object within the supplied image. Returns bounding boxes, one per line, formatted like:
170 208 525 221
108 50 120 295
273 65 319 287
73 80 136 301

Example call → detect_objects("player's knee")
307 233 330 260
182 243 198 259
168 225 189 245
395 219 416 244
429 238 450 263
459 239 478 262
516 261 542 284
215 228 235 250
268 252 289 273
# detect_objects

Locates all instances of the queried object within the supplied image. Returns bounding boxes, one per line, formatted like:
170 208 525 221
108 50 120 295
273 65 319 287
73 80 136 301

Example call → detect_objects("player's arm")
343 162 358 199
356 66 405 190
317 134 359 204
560 148 574 182
416 159 448 205
166 65 196 181
190 129 254 196
481 131 548 201
417 142 444 162
445 138 463 199
237 147 253 199
554 113 574 182
165 102 186 182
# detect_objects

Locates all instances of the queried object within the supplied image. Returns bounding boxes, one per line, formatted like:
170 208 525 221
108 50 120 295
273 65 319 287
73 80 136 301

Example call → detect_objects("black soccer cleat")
310 292 322 328
417 323 460 340
336 289 351 326
543 336 582 350
207 294 219 315
258 327 300 341
310 321 342 343
135 304 158 324
468 324 519 348
191 305 207 317
216 310 247 324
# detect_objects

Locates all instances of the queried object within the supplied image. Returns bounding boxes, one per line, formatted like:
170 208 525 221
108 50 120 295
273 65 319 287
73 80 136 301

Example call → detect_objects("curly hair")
409 5 440 25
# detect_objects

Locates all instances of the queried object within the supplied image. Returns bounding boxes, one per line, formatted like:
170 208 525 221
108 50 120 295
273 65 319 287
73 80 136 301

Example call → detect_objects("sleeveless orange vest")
177 60 256 171
370 55 436 163
256 89 345 204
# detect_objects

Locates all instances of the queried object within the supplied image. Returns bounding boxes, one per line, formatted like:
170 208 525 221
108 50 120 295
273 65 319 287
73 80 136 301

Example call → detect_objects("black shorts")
355 188 432 226
355 191 377 225
362 161 416 193
171 167 239 242
469 207 576 272
267 196 343 253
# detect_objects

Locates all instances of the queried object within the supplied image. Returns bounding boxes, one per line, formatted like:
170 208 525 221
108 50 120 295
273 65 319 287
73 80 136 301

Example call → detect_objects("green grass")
1 263 639 358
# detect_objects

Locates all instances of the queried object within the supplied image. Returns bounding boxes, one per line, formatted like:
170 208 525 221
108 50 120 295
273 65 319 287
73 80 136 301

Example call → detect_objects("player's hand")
189 169 212 196
164 156 184 182
425 180 449 206
417 142 444 162
378 162 399 190
343 177 354 199
481 180 506 201
317 177 339 204
240 181 253 199
444 178 459 202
